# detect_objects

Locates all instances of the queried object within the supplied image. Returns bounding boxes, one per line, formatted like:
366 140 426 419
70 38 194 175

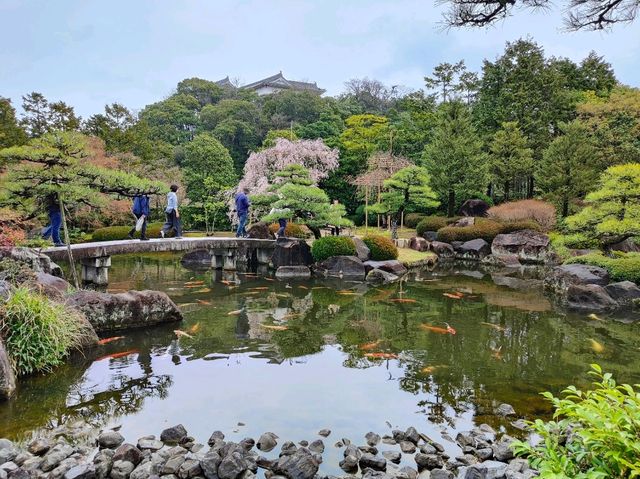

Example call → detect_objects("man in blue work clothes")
128 194 150 241
41 192 65 247
235 187 251 238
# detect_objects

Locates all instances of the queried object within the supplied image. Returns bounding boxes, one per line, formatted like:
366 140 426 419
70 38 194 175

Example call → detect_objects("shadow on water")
2 253 639 462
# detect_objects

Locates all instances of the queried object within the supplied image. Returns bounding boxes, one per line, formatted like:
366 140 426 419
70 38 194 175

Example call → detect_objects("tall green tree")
176 78 224 107
84 103 137 154
21 92 81 137
137 93 200 145
424 61 465 102
422 101 488 216
261 90 325 128
488 122 534 201
0 97 27 149
537 121 598 217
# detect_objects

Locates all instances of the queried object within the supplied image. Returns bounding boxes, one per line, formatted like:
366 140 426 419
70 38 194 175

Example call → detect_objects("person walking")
235 187 251 238
41 192 65 247
269 207 287 238
161 184 183 239
127 194 150 241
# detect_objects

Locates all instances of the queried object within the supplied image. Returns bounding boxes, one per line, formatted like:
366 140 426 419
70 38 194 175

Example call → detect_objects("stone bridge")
42 237 276 286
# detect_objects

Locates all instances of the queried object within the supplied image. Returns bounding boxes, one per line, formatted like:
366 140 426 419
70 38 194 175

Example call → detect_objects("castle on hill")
216 72 325 96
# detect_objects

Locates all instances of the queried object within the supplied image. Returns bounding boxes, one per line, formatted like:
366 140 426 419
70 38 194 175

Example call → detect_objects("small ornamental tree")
566 163 640 245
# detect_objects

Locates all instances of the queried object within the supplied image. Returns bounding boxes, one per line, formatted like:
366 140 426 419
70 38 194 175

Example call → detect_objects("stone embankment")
0 423 536 479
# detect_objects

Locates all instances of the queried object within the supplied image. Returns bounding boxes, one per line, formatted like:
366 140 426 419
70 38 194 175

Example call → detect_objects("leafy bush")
363 235 398 260
566 252 640 284
499 220 542 234
404 213 427 229
512 364 640 478
436 219 504 243
311 236 356 262
268 222 312 239
0 288 93 376
416 216 452 236
91 223 168 241
488 199 556 230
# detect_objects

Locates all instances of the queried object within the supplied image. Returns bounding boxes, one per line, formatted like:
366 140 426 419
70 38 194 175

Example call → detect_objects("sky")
1 0 639 118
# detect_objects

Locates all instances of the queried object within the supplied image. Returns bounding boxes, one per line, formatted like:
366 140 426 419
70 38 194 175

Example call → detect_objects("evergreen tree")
0 98 27 149
488 122 534 201
21 92 81 138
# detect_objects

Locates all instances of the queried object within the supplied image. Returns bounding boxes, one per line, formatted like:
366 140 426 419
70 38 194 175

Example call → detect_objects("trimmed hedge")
416 216 457 236
404 213 427 229
363 235 398 260
436 219 504 243
566 252 640 284
268 222 312 239
91 223 168 241
311 236 356 262
499 220 542 234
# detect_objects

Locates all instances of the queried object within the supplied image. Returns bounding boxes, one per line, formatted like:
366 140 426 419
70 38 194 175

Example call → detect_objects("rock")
414 454 443 471
93 450 114 479
271 238 313 268
400 441 416 454
178 459 202 479
463 460 507 479
495 403 516 417
492 436 515 462
113 445 143 467
417 471 431 479
391 430 406 442
363 260 408 277
475 449 493 461
280 442 297 456
400 466 418 479
365 269 400 285
452 217 475 227
110 460 135 479
457 239 490 261
339 456 358 473
567 284 618 311
481 254 521 269
65 464 96 479
68 290 182 333
27 438 51 456
272 448 320 479
544 264 610 292
275 266 311 280
314 256 365 281
459 200 489 218
455 455 478 466
208 431 225 446
162 456 186 475
491 231 551 264
430 242 455 259
0 339 16 400
0 280 11 300
422 231 438 242
1 464 17 473
98 432 124 450
359 454 386 471
247 222 272 239
257 433 278 452
41 445 74 472
353 238 371 261
382 452 401 464
129 462 152 479
200 451 221 479
0 247 62 276
608 237 640 253
8 468 29 479
318 430 331 438
343 445 361 460
419 444 437 455
239 438 255 452
33 271 72 299
364 433 380 446
409 237 430 253
308 440 324 454
137 439 163 452
405 427 420 445
361 471 394 479
161 425 188 445
605 281 640 307
358 445 378 455
429 471 452 479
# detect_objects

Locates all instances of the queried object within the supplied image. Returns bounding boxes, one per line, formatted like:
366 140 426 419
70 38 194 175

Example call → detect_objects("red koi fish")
97 336 124 346
365 352 398 359
96 350 138 361
389 298 417 303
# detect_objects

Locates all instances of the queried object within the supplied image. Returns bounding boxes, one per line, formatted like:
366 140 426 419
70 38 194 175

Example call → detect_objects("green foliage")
565 163 640 245
311 236 356 262
488 121 534 201
363 235 398 260
83 103 137 154
138 93 200 145
91 223 167 241
370 166 440 218
416 216 451 235
262 90 325 127
0 288 93 376
268 222 312 239
176 77 224 107
404 213 427 228
339 114 390 165
436 218 504 243
0 97 27 149
21 92 81 138
499 220 542 233
262 129 298 148
182 133 236 202
512 365 640 478
566 252 640 284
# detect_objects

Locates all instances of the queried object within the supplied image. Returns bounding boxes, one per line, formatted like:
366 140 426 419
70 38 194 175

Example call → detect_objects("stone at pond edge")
605 281 640 307
257 433 278 452
0 247 62 277
112 444 143 466
271 238 313 268
608 237 640 253
495 404 516 417
363 260 408 277
359 453 386 471
110 460 135 479
566 284 618 312
352 238 371 261
64 464 95 479
409 237 429 253
429 242 454 259
247 222 272 240
314 256 365 281
160 425 189 445
0 338 16 400
544 264 610 292
97 431 124 450
457 239 490 261
462 460 508 479
272 448 320 479
366 269 399 285
491 230 551 264
275 266 311 280
68 290 183 333
33 272 72 300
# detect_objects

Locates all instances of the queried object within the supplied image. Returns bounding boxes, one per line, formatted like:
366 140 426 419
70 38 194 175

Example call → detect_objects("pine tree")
489 122 534 201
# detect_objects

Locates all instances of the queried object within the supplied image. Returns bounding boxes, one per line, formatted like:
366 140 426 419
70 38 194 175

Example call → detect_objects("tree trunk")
309 226 322 239
447 189 455 217
504 181 510 202
562 197 569 217
527 176 534 198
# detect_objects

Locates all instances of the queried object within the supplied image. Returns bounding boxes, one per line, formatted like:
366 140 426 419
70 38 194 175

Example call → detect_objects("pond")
1 253 639 474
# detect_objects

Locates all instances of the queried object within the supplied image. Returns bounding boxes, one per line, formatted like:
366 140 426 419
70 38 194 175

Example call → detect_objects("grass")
397 248 437 265
353 226 416 239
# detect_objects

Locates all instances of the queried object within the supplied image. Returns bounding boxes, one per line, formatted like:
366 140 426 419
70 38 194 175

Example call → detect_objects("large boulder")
491 230 551 264
247 222 272 240
275 266 311 280
0 280 11 300
272 447 320 479
366 269 400 285
566 284 618 312
544 264 610 294
457 239 490 260
352 238 371 261
0 338 16 400
608 238 640 253
605 281 640 307
67 290 183 333
33 272 72 299
315 256 365 281
0 247 62 276
363 260 408 276
409 237 429 252
271 238 313 268
459 199 489 217
429 241 455 259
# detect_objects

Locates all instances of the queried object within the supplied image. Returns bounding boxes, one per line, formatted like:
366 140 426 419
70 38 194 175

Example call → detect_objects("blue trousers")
277 218 287 237
236 212 248 237
42 210 62 245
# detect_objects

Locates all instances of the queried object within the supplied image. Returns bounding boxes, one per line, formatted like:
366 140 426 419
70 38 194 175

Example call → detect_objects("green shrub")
91 223 167 241
436 219 504 243
404 213 427 229
499 220 542 234
311 236 356 262
416 216 450 236
0 288 93 376
566 252 640 284
363 235 398 260
512 364 640 478
268 222 312 239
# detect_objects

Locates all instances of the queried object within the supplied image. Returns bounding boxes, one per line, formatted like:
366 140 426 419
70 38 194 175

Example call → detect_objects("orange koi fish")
443 292 463 299
221 280 237 286
365 352 398 359
298 286 309 290
264 278 275 282
446 323 457 335
420 324 455 335
338 291 358 296
188 323 201 334
490 346 503 360
97 336 125 346
250 287 269 291
96 350 138 361
227 309 243 316
197 299 211 305
261 324 288 331
195 288 211 293
389 298 417 303
174 330 194 339
184 281 205 286
359 340 382 351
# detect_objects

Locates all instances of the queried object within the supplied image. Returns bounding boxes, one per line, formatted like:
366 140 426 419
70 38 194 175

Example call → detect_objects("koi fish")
312 287 328 290
389 298 417 303
443 292 463 299
589 338 605 353
261 324 288 331
195 288 211 293
446 323 457 335
250 287 269 291
338 292 358 296
184 281 205 286
420 324 455 335
185 285 203 289
490 346 503 360
298 286 309 290
588 313 604 321
197 299 211 305
359 340 382 350
174 330 194 339
237 291 259 296
188 323 201 334
96 350 138 361
221 280 237 286
365 352 398 359
481 322 506 332
227 309 243 316
97 336 125 346
421 366 439 374
264 278 275 282
275 294 290 298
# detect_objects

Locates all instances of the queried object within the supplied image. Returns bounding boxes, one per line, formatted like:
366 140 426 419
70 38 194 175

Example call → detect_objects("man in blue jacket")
235 187 251 238
128 194 150 241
